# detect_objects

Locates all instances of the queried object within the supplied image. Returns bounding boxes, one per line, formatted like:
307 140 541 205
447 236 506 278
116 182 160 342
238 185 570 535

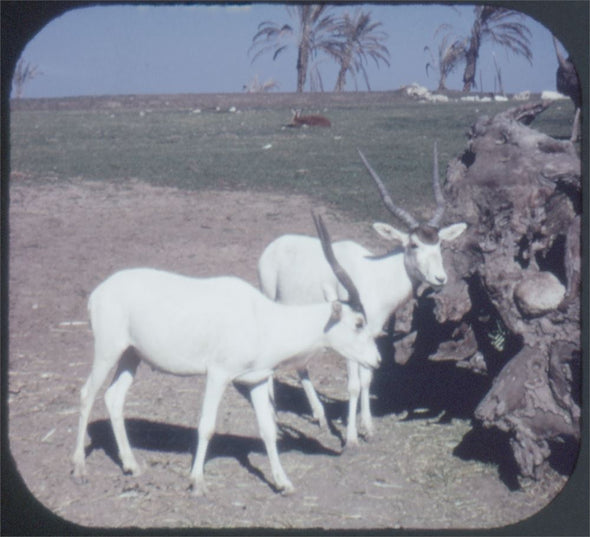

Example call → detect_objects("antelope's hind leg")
104 349 141 476
298 366 328 428
72 341 129 482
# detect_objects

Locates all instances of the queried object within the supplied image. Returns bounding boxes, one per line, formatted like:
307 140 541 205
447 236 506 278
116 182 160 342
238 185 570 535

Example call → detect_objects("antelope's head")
358 143 467 289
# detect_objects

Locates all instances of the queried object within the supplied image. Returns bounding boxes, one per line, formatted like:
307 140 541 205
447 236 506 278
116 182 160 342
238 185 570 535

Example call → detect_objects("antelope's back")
258 235 370 305
89 269 265 373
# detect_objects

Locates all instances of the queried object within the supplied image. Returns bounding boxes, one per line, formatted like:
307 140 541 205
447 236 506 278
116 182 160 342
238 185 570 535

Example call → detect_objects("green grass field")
10 96 573 221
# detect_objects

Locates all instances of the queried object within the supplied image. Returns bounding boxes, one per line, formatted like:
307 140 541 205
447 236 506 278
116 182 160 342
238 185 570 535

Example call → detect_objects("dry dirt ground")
7 176 570 531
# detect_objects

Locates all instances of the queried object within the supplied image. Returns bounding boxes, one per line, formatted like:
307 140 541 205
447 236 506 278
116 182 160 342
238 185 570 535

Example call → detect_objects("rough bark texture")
395 102 581 479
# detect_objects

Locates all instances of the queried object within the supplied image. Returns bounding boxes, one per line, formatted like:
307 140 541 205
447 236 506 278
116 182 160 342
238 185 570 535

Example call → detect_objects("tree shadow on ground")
266 332 546 491
277 340 580 490
452 424 522 490
370 349 492 421
267 344 493 427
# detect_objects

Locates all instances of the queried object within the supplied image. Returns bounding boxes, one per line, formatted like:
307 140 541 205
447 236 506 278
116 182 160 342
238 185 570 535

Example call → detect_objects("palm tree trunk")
462 28 480 92
296 13 313 93
362 69 371 92
296 45 308 92
334 67 346 92
334 54 351 92
462 48 478 92
333 44 353 92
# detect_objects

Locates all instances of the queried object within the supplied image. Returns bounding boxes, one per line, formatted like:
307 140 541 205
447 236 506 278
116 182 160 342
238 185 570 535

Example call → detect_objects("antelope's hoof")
279 483 295 496
190 481 208 498
71 471 88 485
123 464 142 477
343 434 362 451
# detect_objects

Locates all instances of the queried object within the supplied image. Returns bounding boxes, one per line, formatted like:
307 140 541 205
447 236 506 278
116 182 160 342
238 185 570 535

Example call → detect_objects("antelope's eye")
410 242 419 250
355 318 365 330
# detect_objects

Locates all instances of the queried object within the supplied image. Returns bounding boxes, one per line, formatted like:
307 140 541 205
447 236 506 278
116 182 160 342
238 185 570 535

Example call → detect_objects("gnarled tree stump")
396 102 581 479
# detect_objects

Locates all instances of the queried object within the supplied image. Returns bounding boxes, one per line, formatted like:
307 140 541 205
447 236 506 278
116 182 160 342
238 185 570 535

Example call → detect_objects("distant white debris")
513 90 531 101
401 83 449 103
262 143 272 150
541 90 568 101
403 83 430 99
429 93 450 103
229 106 237 113
460 95 495 103
398 84 560 104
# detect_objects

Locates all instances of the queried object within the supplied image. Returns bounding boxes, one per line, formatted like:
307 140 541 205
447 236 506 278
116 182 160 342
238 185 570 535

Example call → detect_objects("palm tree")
462 6 532 92
331 9 390 92
12 59 41 98
425 25 467 91
249 5 339 92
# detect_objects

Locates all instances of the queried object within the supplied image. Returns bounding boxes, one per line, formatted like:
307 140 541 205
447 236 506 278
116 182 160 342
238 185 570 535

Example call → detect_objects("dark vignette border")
1 1 588 536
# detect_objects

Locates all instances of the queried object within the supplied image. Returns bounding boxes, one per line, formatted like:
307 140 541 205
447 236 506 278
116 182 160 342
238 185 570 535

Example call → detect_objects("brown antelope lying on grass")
288 109 331 128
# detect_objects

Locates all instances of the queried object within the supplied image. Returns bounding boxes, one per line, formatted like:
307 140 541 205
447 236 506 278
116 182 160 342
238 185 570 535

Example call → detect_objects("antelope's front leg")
250 380 295 495
359 365 374 439
345 359 361 448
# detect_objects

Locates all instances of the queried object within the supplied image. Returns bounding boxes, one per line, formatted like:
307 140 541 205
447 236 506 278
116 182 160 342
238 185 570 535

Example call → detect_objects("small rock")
514 270 565 316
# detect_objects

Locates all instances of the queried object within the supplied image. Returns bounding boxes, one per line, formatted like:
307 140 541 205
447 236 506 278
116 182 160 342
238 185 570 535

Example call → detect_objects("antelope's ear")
324 301 342 332
439 222 467 242
372 222 409 246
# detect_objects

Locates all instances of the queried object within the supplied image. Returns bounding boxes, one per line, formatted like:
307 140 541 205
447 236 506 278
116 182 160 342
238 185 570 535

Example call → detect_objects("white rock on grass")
402 83 449 103
541 90 568 101
513 90 531 101
402 83 430 100
429 94 449 103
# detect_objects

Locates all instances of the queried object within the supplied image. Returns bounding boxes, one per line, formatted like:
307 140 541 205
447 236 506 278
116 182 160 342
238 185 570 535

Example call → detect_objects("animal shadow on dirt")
86 387 340 492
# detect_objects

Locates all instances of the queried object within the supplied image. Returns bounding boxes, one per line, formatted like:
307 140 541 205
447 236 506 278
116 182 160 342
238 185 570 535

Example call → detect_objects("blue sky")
15 3 573 98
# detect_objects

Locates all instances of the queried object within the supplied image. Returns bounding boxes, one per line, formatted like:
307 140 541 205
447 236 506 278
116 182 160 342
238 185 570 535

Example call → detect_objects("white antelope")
71 214 380 496
258 144 466 446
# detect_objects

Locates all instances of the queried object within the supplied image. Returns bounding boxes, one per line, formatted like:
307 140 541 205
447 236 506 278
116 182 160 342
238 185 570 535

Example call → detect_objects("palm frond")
480 8 533 62
249 16 294 63
271 45 289 61
331 8 390 90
